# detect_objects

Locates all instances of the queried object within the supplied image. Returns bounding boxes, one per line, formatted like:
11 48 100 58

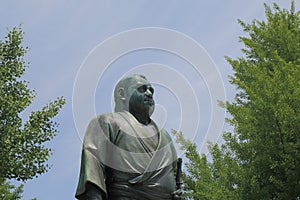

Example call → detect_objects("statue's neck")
131 112 151 125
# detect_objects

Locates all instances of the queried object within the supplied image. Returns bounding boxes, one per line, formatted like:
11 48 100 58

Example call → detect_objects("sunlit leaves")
177 2 300 199
225 2 300 199
0 27 66 182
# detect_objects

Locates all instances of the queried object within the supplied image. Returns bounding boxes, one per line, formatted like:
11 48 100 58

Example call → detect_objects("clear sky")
1 1 298 199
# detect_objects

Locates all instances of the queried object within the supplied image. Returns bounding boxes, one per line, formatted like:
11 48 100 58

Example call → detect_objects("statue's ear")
118 88 126 100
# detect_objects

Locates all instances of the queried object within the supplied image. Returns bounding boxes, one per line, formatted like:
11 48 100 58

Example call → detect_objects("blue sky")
1 1 298 199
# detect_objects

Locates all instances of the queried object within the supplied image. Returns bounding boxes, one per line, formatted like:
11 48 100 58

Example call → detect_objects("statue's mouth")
144 99 154 105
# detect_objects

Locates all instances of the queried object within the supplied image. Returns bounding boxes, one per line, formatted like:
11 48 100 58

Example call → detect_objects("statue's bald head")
114 74 154 117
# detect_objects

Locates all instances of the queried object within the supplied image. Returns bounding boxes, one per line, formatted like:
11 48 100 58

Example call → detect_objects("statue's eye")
137 85 147 93
137 85 154 94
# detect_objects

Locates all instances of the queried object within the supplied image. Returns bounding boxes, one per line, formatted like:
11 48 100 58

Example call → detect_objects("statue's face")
126 77 155 118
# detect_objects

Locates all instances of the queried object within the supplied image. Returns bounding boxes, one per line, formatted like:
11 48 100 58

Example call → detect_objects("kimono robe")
75 111 178 200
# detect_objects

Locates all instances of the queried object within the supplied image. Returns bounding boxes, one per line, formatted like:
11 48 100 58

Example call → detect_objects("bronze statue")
75 74 182 200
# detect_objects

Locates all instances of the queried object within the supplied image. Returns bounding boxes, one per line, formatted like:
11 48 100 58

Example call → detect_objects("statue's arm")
77 182 106 200
76 116 110 199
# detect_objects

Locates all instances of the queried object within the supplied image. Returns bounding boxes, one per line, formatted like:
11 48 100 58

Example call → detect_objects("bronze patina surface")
75 75 181 200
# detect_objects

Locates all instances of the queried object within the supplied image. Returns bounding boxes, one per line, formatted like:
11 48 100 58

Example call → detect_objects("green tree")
0 26 65 197
0 179 24 200
225 2 300 199
174 131 240 200
177 1 300 199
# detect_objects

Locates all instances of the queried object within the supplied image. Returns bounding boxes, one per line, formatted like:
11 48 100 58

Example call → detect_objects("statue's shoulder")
93 112 127 125
160 129 172 140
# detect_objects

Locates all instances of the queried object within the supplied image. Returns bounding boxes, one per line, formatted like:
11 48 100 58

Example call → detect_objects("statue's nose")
145 89 153 98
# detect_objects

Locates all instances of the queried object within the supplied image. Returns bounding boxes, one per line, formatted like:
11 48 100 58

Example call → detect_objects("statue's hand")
85 182 106 200
172 189 182 200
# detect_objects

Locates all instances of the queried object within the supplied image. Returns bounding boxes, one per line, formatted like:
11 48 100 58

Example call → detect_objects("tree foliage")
225 2 300 199
0 26 66 183
174 131 240 200
0 179 37 200
177 2 300 199
0 179 24 200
